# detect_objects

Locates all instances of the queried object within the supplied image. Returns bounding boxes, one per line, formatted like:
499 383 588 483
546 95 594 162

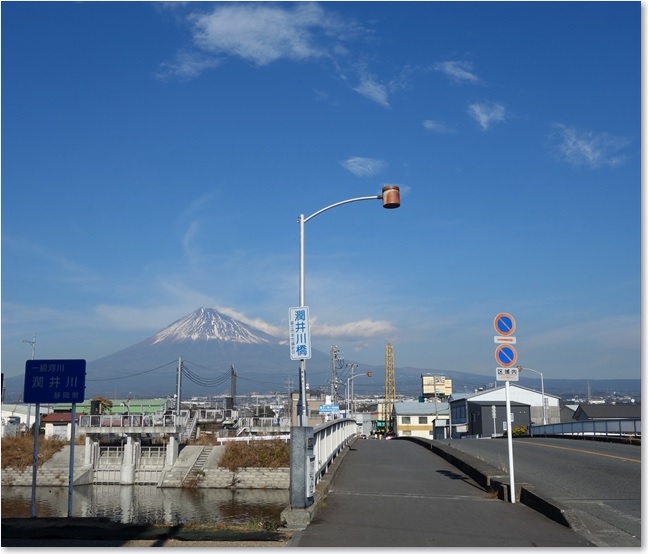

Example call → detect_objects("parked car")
385 431 396 440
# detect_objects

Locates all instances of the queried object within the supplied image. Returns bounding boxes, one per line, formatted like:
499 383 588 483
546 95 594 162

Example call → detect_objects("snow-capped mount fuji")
78 307 332 398
152 308 275 345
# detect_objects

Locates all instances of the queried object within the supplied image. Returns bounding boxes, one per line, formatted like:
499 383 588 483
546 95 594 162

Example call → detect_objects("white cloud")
550 124 629 168
160 3 410 109
216 306 284 337
312 318 396 339
467 101 506 130
155 49 221 81
340 156 387 176
353 71 390 107
435 61 479 83
187 3 354 66
422 119 454 133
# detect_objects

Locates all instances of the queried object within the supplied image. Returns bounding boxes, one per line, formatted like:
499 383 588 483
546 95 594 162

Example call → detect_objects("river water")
1 485 289 526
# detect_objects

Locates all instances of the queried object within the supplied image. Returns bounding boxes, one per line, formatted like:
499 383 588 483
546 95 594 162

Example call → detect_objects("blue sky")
2 1 640 385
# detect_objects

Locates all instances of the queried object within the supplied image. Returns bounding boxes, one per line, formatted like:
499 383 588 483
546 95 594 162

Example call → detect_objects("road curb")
401 437 572 528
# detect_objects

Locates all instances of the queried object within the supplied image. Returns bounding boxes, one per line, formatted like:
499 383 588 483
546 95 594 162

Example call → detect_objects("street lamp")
296 185 400 426
516 366 546 425
346 370 372 417
290 186 400 511
22 334 36 360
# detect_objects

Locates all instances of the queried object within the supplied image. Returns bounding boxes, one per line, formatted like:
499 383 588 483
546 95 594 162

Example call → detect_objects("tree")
92 396 113 414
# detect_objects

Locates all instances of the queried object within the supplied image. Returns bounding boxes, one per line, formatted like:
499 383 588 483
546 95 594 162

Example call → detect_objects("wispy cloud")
422 119 454 134
216 306 284 337
467 101 506 130
435 61 479 83
350 64 414 108
353 70 390 107
2 236 101 289
340 156 386 176
155 49 221 81
549 124 630 168
159 3 413 109
312 318 396 339
158 2 359 79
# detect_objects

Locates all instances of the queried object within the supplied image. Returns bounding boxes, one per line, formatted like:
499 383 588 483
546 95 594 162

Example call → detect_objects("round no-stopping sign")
495 344 518 367
494 312 516 336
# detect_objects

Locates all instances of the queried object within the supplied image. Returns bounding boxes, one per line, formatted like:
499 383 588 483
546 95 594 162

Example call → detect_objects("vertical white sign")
307 455 316 498
289 306 311 360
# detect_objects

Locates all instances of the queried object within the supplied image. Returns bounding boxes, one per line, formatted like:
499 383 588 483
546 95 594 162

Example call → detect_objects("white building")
1 403 50 436
394 400 450 440
449 384 561 438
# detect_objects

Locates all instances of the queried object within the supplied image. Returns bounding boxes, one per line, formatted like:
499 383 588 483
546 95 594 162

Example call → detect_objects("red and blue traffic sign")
494 312 516 336
495 344 518 367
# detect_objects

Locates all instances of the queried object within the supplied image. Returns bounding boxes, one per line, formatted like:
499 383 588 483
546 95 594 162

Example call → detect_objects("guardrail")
312 418 357 483
529 418 640 438
78 414 185 428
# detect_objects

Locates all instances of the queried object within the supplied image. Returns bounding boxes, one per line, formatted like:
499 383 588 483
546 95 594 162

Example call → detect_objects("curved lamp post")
296 185 400 426
516 366 546 425
346 370 372 417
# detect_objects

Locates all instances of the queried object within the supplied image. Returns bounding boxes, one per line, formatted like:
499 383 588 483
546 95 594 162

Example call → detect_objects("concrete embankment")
2 444 289 489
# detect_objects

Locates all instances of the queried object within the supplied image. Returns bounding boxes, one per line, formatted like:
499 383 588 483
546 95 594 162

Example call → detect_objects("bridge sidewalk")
287 437 594 547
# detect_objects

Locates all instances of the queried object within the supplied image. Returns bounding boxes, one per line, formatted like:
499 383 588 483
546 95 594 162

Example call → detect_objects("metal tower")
230 365 237 409
383 343 396 432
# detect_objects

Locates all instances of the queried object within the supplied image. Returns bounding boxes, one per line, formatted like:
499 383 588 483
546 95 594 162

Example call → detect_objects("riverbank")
1 517 292 547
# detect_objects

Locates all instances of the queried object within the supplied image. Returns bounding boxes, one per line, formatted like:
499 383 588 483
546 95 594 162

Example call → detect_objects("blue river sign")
23 359 86 404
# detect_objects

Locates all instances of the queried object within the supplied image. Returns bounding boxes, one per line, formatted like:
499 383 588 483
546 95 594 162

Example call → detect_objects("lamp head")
381 185 400 209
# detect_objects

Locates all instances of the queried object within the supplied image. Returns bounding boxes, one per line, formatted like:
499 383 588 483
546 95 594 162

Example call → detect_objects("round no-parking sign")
494 312 516 336
495 344 518 367
493 313 518 368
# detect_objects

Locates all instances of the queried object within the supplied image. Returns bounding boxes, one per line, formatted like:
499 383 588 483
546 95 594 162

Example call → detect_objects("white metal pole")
540 373 547 425
68 403 77 517
298 214 308 427
30 403 41 517
505 381 515 503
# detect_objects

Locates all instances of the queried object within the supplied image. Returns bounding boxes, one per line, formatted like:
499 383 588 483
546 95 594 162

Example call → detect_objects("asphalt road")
440 436 641 547
290 438 594 547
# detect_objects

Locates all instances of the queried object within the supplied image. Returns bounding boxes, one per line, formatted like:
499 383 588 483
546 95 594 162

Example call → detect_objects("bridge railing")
78 413 186 429
529 418 640 438
312 418 357 483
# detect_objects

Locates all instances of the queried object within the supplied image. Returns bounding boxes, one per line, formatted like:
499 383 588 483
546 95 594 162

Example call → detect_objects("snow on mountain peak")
152 308 273 345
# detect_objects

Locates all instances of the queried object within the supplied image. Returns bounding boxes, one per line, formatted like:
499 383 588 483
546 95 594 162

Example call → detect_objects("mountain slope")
83 307 331 398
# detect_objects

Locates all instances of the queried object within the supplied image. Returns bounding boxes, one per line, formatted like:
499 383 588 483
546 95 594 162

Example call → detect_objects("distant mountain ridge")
1 307 641 402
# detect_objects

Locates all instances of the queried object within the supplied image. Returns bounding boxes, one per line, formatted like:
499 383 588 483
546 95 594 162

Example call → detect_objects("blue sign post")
23 359 86 518
493 313 517 503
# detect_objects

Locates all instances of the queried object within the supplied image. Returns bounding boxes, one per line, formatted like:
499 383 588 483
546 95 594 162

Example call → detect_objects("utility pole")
330 346 344 404
176 357 182 417
23 334 36 431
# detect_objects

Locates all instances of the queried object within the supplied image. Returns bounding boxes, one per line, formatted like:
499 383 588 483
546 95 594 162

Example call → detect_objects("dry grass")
1 436 66 469
2 435 290 472
218 440 290 470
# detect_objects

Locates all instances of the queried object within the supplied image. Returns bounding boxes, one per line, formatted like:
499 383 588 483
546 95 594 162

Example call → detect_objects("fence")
78 413 187 428
529 418 640 438
312 418 357 483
